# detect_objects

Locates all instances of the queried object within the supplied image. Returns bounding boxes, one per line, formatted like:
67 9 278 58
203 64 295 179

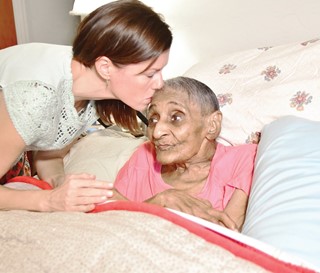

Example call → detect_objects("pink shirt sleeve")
200 143 257 210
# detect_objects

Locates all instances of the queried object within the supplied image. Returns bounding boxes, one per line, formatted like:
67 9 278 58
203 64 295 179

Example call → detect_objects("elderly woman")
113 76 257 231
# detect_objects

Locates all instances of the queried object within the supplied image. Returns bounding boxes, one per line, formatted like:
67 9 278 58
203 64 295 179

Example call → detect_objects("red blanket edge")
6 176 53 190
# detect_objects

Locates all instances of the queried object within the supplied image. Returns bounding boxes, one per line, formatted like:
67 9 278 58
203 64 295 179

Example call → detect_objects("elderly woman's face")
147 89 209 165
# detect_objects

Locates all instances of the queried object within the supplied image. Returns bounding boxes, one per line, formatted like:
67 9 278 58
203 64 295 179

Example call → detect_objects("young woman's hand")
145 189 238 231
43 173 114 212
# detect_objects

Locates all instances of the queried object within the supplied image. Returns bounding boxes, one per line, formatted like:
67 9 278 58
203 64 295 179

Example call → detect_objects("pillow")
184 38 320 145
242 116 320 271
64 128 146 182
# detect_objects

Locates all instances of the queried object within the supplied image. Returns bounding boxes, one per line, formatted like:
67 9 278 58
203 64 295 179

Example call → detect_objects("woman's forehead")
153 88 188 101
150 89 199 111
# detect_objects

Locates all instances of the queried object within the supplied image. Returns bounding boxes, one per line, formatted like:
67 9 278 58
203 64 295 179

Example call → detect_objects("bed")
1 1 320 272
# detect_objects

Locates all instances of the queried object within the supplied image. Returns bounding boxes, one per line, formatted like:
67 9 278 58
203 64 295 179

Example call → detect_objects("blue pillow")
242 116 320 271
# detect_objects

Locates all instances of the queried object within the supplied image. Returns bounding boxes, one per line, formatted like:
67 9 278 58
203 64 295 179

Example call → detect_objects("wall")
12 0 79 46
71 0 320 78
141 0 320 78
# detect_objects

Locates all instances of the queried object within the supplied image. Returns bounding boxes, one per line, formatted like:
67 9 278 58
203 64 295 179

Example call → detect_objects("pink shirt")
114 142 257 210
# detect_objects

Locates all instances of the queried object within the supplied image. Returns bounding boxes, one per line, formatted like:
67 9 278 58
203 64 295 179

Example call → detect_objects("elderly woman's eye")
171 114 182 122
148 117 158 125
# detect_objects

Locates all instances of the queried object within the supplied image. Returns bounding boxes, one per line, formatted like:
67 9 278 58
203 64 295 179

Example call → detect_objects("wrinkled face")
147 88 209 165
109 50 170 111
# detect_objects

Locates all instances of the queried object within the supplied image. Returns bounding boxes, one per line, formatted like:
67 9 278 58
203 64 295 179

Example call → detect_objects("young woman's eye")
146 73 155 78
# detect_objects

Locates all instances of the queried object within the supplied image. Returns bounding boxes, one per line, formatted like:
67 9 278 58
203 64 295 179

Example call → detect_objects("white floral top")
0 43 98 151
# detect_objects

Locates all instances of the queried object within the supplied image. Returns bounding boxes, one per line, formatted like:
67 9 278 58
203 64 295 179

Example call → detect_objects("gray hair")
159 76 220 115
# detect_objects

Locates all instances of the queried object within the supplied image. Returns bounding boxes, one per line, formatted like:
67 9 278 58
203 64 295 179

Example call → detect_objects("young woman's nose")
153 73 164 90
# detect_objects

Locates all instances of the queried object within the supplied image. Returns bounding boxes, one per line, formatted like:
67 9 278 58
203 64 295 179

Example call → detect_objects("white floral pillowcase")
184 38 320 145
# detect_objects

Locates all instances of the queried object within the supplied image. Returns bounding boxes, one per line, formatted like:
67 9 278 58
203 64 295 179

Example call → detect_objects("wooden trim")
0 0 17 48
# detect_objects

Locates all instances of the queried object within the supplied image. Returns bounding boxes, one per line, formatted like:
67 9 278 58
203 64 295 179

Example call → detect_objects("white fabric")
64 127 147 182
184 38 320 145
242 116 320 271
3 182 41 190
0 43 98 150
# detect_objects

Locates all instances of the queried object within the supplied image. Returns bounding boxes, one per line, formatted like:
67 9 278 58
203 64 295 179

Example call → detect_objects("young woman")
0 0 172 212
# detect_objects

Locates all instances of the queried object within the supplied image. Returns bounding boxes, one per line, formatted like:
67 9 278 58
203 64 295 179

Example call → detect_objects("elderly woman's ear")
206 111 222 140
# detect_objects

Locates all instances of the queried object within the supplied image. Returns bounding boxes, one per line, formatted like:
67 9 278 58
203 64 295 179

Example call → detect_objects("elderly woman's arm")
145 189 239 231
223 189 248 231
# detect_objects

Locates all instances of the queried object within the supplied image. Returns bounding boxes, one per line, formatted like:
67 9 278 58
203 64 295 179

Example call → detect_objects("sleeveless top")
0 43 98 151
0 43 98 183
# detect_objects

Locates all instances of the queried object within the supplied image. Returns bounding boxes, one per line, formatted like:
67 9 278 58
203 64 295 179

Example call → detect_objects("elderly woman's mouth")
155 144 174 151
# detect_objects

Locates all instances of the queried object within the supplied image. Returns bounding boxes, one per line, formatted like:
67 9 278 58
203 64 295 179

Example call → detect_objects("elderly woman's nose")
152 120 167 138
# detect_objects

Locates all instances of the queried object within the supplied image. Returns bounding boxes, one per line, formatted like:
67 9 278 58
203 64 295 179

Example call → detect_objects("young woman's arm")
33 143 74 188
33 144 115 212
0 92 26 181
0 92 50 211
1 92 113 211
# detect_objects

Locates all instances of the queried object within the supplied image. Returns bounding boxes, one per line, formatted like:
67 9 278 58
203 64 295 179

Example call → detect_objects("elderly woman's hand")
145 189 238 231
41 173 114 212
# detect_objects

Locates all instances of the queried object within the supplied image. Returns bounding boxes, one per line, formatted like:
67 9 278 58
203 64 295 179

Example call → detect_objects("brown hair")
73 0 172 135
